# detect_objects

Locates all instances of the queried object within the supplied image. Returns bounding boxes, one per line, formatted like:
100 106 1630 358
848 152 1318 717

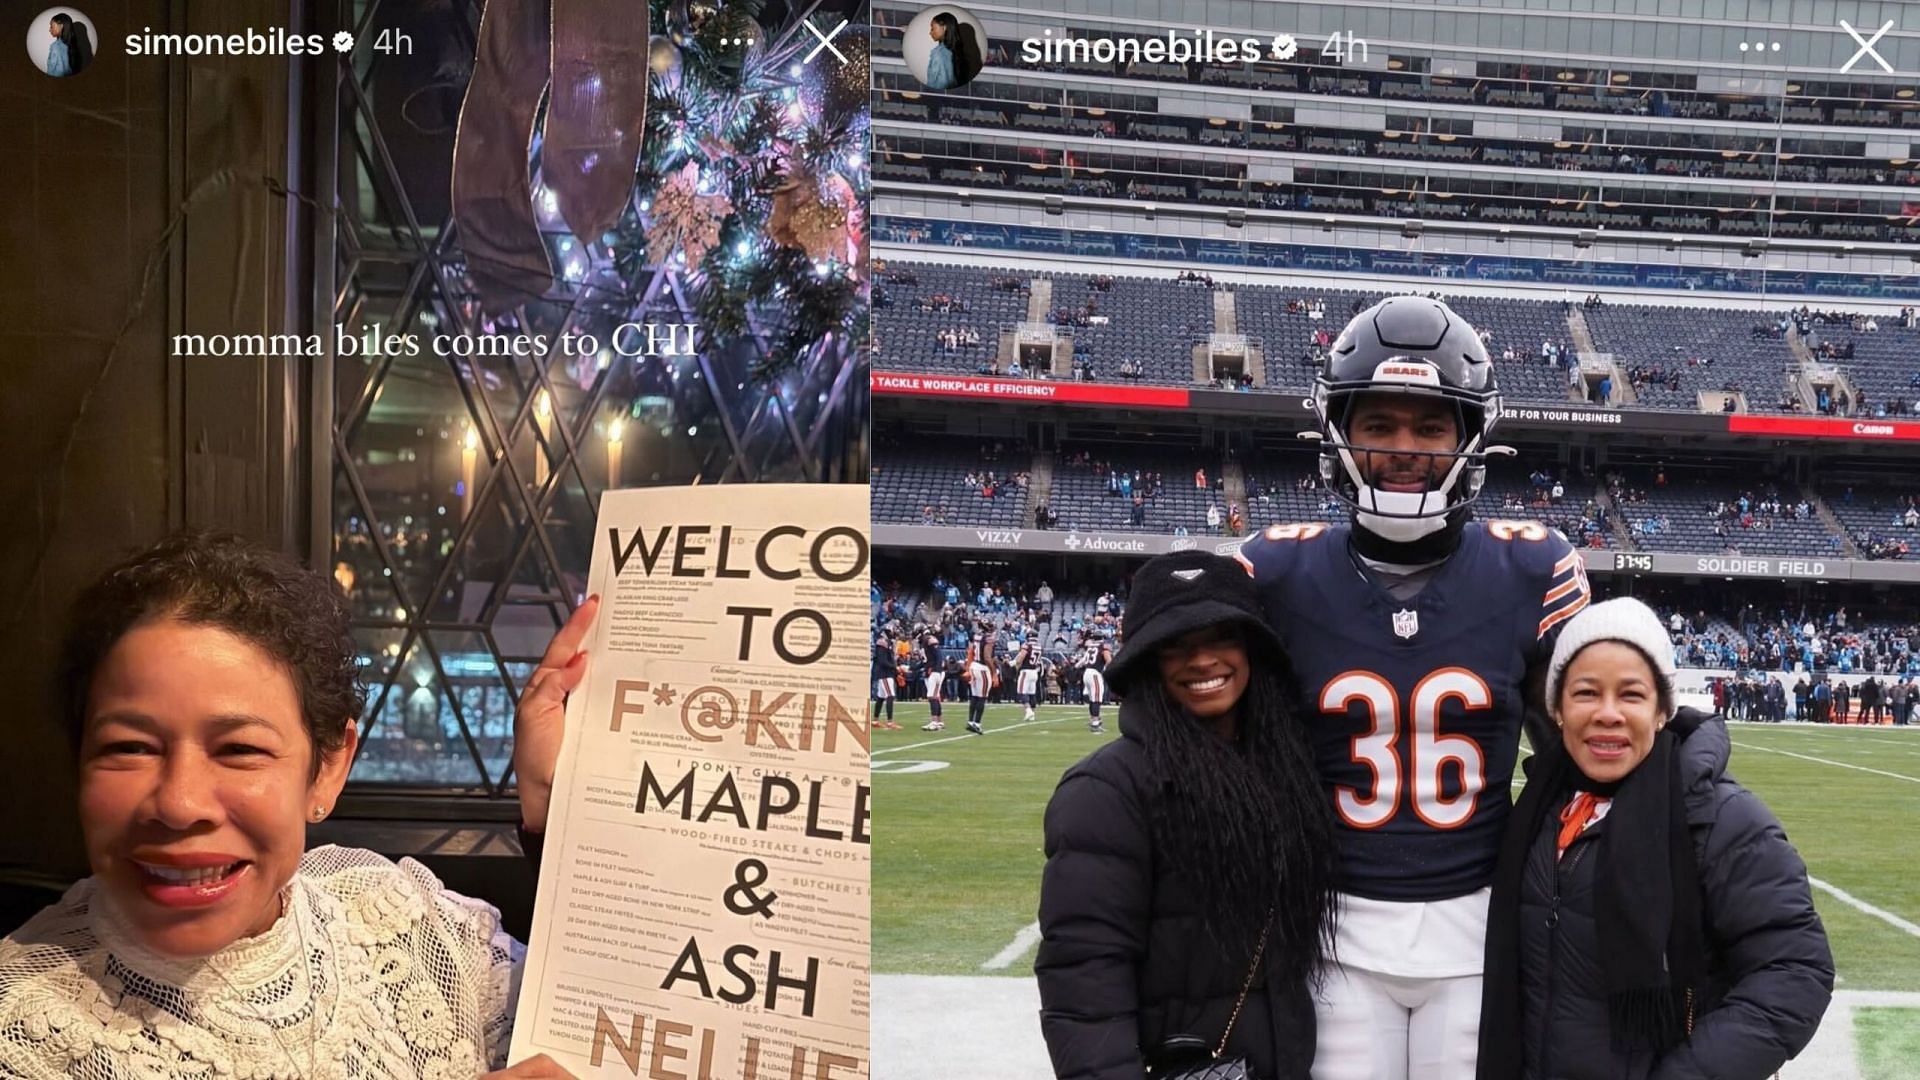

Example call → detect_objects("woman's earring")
311 807 328 821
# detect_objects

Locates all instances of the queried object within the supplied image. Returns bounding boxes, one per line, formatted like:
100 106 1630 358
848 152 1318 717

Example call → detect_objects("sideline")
1730 741 1920 785
983 921 1044 970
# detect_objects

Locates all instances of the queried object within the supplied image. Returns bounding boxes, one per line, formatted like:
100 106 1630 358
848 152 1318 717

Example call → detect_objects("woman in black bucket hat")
1035 551 1338 1080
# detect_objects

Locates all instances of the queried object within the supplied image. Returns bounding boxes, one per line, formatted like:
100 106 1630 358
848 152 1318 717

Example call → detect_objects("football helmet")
1307 296 1504 542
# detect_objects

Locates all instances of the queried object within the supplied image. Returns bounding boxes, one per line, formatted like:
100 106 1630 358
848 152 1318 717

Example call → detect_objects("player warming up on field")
1081 639 1112 733
1235 296 1591 1080
921 631 948 732
966 633 995 734
1016 641 1048 722
872 633 901 730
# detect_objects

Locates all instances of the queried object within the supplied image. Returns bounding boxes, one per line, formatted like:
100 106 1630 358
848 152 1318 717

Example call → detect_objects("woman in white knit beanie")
1476 598 1832 1080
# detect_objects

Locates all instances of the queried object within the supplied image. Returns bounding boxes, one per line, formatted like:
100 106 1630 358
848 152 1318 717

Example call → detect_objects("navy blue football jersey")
1237 519 1591 901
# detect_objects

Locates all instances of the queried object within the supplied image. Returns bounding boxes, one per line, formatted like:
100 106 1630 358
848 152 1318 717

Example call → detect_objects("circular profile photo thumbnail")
27 6 95 77
902 6 987 92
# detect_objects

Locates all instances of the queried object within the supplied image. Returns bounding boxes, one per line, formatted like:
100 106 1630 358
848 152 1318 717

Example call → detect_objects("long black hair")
1133 639 1338 987
950 18 984 86
55 14 93 74
931 12 983 86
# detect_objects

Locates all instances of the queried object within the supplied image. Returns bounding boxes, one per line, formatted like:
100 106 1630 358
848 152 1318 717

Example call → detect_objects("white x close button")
1838 19 1895 73
803 18 849 64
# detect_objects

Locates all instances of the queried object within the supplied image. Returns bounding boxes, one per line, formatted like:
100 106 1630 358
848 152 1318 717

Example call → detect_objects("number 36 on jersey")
1321 667 1489 830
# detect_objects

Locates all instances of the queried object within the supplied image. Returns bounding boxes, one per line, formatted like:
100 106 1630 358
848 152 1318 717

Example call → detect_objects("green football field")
871 703 1920 1075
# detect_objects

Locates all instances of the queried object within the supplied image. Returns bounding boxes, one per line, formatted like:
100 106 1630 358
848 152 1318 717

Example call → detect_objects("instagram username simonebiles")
1018 27 1305 65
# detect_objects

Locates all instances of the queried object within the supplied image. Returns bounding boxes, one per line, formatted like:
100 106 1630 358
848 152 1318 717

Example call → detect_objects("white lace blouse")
0 845 524 1079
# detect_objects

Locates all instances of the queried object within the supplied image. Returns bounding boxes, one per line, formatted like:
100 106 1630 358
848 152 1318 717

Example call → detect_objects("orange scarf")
1556 791 1601 858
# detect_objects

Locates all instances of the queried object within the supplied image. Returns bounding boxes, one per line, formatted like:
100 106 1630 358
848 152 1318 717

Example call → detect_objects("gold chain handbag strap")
1213 922 1271 1059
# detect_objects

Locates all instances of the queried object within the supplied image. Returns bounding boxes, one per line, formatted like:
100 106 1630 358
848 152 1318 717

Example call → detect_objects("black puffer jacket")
1516 711 1833 1079
1035 706 1316 1080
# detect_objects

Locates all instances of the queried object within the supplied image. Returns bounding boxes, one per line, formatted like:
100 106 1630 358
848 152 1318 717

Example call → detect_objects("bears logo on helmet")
1306 295 1506 543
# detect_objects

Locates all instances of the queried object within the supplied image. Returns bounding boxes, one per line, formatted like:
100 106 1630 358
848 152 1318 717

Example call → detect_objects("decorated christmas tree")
452 0 869 381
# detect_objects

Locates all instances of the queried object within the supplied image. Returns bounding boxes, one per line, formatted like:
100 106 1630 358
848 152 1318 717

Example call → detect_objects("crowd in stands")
1603 469 1839 553
1495 469 1610 548
1832 486 1919 561
1657 600 1920 683
1606 471 1666 535
940 326 981 352
871 432 1028 529
1704 488 1815 541
1207 371 1259 391
1624 362 1685 396
876 440 1917 563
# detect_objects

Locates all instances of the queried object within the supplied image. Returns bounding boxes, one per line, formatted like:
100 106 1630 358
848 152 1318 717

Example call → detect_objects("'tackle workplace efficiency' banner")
511 485 872 1078
871 368 1920 446
870 371 1191 408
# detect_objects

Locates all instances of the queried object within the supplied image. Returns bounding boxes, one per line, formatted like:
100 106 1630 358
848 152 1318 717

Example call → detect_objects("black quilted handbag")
1147 926 1268 1080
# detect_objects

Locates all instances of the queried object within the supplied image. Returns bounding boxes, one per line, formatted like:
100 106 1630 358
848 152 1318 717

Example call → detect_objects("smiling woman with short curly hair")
0 531 595 1079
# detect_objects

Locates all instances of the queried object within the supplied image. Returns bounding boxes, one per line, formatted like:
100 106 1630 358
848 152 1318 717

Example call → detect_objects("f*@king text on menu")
510 484 872 1078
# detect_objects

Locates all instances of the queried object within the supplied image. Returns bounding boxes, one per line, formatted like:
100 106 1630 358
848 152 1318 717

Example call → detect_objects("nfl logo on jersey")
1392 608 1419 639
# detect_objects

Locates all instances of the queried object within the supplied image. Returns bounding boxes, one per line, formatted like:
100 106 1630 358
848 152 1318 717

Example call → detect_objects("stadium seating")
1048 274 1216 386
1443 296 1581 405
872 265 1029 375
1538 302 1799 411
1797 317 1920 415
873 265 1859 414
1476 466 1613 548
1242 457 1343 528
871 439 1031 527
1819 484 1919 559
1606 469 1842 557
1236 288 1385 394
1048 446 1226 534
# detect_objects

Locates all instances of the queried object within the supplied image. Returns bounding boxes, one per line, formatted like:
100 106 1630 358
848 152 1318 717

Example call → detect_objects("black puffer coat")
1035 707 1316 1080
1515 711 1833 1079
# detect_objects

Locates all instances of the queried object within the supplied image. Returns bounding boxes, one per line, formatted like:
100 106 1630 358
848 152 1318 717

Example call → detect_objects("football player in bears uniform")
1081 638 1111 733
921 631 948 732
872 632 900 730
966 633 994 734
1236 296 1590 1080
1016 641 1046 721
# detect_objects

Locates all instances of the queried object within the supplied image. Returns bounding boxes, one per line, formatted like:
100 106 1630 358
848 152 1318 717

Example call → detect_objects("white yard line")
1762 729 1920 753
873 715 1072 755
1810 877 1920 940
1731 722 1920 737
1731 741 1920 784
982 921 1044 971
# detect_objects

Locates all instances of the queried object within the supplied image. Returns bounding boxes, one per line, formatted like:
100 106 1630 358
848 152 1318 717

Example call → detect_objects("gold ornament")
647 35 682 83
768 171 859 264
647 162 733 267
